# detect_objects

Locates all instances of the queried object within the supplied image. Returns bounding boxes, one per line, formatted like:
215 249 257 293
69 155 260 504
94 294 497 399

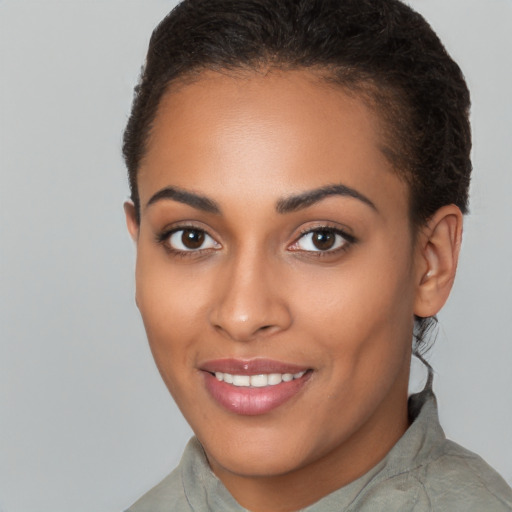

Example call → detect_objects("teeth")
250 374 268 387
232 375 251 386
268 373 282 385
213 370 306 387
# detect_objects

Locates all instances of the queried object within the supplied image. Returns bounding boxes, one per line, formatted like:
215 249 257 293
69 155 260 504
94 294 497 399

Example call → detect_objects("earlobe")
124 200 140 242
414 205 463 318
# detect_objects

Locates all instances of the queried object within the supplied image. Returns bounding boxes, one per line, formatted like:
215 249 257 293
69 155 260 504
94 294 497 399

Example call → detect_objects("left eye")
168 228 219 251
292 228 348 252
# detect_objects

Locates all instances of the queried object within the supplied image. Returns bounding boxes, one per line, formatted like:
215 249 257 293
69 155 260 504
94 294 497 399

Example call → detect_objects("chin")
206 439 311 478
196 417 338 479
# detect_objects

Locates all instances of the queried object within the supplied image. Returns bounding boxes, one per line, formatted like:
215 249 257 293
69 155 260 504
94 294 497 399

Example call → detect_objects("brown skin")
125 69 462 512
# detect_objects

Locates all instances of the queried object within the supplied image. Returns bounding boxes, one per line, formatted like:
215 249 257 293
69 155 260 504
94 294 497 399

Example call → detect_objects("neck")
209 379 410 512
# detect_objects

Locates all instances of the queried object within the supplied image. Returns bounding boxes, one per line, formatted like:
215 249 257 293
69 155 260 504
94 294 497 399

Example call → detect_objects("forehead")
138 69 408 216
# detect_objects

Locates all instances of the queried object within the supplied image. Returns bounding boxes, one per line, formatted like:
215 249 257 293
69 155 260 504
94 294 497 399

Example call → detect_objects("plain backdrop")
1 1 511 511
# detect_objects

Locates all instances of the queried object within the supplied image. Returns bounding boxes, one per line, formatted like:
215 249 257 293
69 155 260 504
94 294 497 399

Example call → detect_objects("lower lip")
203 371 311 416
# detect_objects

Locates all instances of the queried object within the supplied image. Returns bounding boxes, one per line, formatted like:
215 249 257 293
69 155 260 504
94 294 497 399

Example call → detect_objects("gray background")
1 1 511 511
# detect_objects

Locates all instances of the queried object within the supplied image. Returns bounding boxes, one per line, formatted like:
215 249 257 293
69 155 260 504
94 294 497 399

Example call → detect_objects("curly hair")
122 0 472 354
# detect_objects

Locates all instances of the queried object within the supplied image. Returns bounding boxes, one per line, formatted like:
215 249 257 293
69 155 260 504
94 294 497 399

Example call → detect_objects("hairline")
133 63 419 233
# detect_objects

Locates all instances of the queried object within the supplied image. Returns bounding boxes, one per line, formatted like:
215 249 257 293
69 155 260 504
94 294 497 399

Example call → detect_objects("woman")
122 0 512 510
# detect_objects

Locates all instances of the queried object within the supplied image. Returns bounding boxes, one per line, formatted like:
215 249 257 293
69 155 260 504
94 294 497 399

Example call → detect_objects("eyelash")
156 225 220 258
289 226 356 258
156 224 356 258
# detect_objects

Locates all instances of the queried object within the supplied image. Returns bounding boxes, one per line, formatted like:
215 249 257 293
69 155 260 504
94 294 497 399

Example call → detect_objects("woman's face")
127 69 424 498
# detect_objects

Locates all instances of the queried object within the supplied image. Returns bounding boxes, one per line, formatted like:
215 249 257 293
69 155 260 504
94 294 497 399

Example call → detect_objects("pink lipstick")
201 359 312 415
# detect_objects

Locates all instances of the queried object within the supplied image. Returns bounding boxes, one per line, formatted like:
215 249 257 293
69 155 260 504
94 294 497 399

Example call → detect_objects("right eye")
166 228 220 252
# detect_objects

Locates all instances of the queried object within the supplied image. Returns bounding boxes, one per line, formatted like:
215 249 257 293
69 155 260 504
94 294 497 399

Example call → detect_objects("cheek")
134 248 209 380
135 239 212 321
289 241 416 379
294 252 415 333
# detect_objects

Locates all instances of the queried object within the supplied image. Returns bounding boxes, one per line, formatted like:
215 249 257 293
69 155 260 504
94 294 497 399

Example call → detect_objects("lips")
201 359 312 416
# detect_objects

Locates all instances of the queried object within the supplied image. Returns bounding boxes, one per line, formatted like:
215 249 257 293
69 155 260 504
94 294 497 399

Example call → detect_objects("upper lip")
200 358 310 375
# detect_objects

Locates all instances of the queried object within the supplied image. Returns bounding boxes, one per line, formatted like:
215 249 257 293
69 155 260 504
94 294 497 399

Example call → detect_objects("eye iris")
181 229 205 249
312 230 335 250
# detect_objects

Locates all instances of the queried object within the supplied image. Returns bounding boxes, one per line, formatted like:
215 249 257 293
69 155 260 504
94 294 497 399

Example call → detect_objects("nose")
208 248 292 342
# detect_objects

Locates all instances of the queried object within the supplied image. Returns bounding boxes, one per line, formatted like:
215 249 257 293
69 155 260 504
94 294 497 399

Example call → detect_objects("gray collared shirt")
126 387 512 511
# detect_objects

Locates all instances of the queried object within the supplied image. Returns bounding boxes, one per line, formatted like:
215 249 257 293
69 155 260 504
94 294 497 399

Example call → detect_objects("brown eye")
181 229 205 249
292 228 349 253
167 228 219 252
311 230 335 250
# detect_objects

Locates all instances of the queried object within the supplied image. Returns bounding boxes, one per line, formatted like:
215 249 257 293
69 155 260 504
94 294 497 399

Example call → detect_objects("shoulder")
351 441 512 512
348 388 512 512
414 438 512 511
124 466 191 512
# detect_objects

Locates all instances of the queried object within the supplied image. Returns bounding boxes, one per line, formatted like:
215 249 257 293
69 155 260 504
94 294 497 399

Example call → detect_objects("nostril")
212 322 276 341
255 325 278 336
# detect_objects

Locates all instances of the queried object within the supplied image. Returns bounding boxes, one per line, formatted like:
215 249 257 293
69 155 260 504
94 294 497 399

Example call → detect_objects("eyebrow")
275 184 377 214
146 186 221 214
145 183 376 216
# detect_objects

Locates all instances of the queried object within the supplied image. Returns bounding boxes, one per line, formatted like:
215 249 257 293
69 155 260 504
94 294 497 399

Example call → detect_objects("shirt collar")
179 385 445 512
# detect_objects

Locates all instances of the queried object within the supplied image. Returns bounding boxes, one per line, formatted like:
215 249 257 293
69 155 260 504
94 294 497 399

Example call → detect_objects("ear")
414 205 463 318
124 200 139 242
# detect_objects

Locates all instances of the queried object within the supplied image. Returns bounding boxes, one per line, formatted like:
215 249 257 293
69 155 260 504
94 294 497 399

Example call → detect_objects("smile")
201 359 312 415
214 371 307 387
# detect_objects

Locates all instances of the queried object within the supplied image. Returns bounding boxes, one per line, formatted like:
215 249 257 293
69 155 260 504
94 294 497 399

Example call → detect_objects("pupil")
312 230 335 250
182 229 205 249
